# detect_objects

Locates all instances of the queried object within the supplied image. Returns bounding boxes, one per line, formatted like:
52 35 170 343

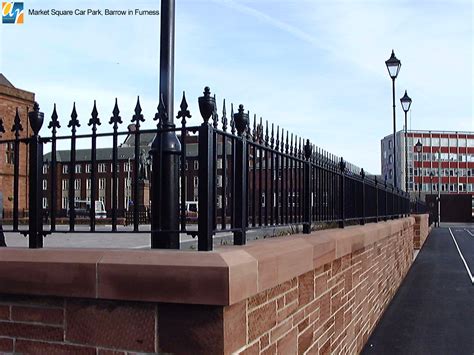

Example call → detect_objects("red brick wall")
413 214 429 249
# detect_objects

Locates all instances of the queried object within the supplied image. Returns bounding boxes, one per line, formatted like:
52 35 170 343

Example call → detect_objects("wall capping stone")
0 218 415 306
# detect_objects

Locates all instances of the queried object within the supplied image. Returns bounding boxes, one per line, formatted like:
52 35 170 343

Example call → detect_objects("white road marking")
449 228 474 285
464 228 474 237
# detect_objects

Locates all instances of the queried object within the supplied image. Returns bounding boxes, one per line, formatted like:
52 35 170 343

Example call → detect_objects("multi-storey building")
0 73 35 214
381 130 474 196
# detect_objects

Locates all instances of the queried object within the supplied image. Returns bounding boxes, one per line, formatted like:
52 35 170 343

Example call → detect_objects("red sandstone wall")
233 221 413 354
0 217 418 355
413 214 429 249
0 84 35 212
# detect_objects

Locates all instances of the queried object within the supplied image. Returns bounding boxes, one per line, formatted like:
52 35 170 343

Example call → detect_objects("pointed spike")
252 114 257 140
113 98 120 116
222 99 227 132
270 123 274 148
212 94 218 129
230 103 236 135
176 91 191 127
264 120 269 146
68 102 80 132
89 100 101 128
110 98 123 127
135 96 142 113
132 96 145 126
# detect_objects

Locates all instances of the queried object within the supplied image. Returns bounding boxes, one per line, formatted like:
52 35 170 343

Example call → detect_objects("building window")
388 140 392 149
63 165 69 174
124 162 131 172
42 179 47 191
216 159 223 169
62 197 68 210
217 195 222 209
98 163 106 173
62 179 69 190
74 179 81 190
42 198 48 209
194 161 199 170
389 169 393 178
217 175 222 187
261 193 266 208
85 164 91 173
5 142 14 164
389 155 393 164
99 178 106 190
193 176 199 187
42 164 48 174
75 164 81 174
111 163 120 173
86 179 91 190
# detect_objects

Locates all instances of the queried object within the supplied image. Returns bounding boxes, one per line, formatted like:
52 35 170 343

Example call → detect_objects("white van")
185 201 198 220
70 200 107 219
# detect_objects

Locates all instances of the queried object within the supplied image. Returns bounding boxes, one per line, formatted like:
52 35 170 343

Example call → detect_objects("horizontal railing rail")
0 86 417 250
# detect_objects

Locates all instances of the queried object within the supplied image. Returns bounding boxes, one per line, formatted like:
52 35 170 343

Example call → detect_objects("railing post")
303 140 312 233
195 87 216 251
28 103 44 248
150 95 181 249
338 158 346 228
360 168 366 225
384 178 388 221
233 104 249 245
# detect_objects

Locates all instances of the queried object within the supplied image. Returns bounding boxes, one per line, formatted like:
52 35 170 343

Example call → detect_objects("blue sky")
0 0 472 174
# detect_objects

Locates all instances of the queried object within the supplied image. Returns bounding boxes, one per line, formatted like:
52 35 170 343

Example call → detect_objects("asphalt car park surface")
362 225 474 355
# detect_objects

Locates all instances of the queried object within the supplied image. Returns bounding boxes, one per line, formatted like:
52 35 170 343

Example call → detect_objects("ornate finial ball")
33 102 40 112
198 86 216 123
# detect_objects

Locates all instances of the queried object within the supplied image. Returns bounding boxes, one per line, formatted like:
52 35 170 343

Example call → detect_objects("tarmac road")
362 225 474 355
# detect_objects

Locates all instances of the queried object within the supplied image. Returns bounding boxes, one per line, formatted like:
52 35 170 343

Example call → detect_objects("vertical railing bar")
12 108 21 232
221 135 227 230
68 103 79 232
252 144 256 227
180 121 187 231
89 101 99 233
259 146 263 226
264 148 269 226
110 99 121 232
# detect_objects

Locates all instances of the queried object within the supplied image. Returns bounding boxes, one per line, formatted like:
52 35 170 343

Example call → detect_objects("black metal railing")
0 86 414 250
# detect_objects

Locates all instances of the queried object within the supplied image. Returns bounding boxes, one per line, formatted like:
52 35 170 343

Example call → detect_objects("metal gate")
426 194 473 223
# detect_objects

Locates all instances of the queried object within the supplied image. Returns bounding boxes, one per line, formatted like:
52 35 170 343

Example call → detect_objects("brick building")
0 74 35 214
381 129 474 197
42 132 231 217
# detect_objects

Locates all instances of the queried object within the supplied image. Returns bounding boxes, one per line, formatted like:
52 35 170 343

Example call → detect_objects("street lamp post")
150 0 182 249
400 90 412 192
415 139 423 200
429 171 434 196
385 50 401 189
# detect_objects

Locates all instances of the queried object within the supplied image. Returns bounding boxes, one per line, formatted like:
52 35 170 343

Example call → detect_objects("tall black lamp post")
385 50 401 189
150 0 182 249
429 171 434 196
415 139 423 199
400 90 412 192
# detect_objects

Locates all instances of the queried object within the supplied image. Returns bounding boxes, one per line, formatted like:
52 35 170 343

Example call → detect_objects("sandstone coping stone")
0 218 415 306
